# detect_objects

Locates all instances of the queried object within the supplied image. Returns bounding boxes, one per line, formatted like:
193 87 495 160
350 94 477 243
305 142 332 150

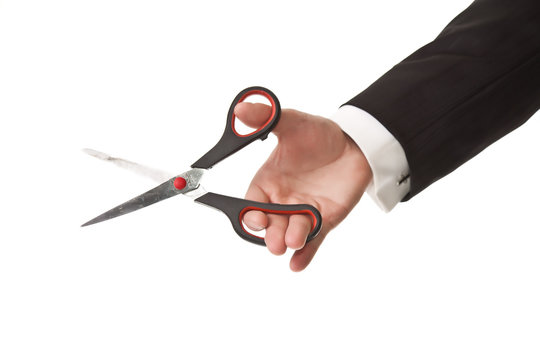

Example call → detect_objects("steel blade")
83 148 174 183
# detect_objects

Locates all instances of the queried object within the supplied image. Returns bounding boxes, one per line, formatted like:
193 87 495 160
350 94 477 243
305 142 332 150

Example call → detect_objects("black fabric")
346 0 540 200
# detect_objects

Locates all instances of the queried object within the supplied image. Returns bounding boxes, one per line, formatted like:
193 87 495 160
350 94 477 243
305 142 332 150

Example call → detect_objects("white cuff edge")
329 105 411 212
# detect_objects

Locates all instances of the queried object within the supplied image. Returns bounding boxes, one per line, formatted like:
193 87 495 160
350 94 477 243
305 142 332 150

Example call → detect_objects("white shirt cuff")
330 105 410 212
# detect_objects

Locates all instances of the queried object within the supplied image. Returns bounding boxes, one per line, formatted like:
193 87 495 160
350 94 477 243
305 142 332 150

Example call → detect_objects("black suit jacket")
346 0 540 201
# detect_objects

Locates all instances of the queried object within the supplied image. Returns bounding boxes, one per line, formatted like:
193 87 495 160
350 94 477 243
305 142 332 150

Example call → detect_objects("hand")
234 102 373 271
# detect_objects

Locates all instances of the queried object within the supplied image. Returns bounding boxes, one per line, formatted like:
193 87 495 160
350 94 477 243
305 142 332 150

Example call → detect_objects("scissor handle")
191 86 281 169
195 192 322 246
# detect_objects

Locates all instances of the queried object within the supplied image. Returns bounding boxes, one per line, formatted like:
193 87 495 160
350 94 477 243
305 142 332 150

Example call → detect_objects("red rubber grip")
231 89 278 137
238 207 319 241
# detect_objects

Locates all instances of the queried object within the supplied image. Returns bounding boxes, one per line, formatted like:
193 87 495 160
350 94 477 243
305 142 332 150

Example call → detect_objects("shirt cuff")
329 105 410 212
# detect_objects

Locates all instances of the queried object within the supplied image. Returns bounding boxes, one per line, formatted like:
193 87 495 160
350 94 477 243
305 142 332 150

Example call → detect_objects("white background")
1 0 539 359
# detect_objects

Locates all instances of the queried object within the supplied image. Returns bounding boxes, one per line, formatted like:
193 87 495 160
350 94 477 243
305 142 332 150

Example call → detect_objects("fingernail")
245 220 264 231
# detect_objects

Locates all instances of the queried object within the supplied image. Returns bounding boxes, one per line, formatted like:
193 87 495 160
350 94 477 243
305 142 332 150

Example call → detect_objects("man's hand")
235 102 373 271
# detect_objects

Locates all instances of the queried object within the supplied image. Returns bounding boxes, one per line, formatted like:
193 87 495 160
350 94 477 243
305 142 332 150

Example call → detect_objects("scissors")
82 86 322 246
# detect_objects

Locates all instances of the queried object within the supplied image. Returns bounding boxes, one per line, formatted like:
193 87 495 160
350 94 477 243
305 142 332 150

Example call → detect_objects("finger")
243 210 267 232
243 184 269 232
284 214 312 250
265 214 288 255
289 232 326 272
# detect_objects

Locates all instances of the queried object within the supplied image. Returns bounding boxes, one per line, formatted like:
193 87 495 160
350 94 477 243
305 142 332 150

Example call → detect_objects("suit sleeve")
346 0 540 201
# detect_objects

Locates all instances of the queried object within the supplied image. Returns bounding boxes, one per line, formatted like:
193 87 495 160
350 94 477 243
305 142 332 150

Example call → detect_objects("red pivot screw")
173 177 187 190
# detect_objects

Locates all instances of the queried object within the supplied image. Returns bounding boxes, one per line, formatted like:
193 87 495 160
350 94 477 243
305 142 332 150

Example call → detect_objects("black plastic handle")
191 86 281 169
195 192 322 246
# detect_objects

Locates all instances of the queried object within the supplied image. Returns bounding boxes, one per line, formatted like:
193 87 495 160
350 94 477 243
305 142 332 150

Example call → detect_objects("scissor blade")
83 148 174 183
81 178 179 227
81 169 205 227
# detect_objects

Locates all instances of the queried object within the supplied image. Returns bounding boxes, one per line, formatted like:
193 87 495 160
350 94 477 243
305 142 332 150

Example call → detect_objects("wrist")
343 132 373 187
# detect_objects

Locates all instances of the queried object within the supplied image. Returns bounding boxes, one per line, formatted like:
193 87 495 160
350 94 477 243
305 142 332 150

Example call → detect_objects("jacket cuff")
330 105 410 212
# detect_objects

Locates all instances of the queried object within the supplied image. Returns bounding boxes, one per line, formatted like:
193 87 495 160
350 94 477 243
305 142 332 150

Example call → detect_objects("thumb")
234 102 273 130
234 103 305 137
